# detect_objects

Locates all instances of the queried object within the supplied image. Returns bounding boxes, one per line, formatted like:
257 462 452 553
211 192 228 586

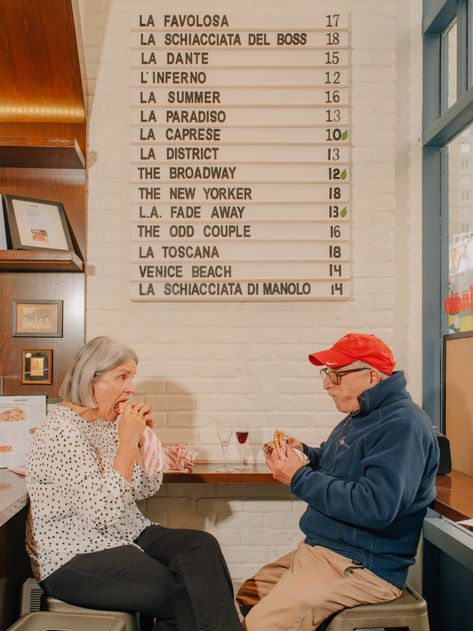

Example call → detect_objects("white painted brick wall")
77 0 422 585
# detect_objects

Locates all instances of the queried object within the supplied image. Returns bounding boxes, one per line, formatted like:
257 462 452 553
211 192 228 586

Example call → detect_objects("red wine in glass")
236 431 249 444
235 426 249 469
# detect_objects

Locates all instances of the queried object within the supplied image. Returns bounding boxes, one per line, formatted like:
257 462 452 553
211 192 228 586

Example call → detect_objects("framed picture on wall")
13 300 63 337
0 195 8 250
4 194 74 251
21 349 53 385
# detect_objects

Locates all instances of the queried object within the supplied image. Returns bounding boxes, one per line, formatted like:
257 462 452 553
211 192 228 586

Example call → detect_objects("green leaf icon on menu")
341 130 348 140
340 207 348 217
341 169 347 180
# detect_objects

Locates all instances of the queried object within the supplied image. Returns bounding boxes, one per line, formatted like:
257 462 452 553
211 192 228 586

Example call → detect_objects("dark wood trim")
434 469 473 521
163 463 277 484
0 138 85 169
0 250 83 272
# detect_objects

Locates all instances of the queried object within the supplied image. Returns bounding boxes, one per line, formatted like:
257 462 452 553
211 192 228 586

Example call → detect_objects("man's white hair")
349 360 389 381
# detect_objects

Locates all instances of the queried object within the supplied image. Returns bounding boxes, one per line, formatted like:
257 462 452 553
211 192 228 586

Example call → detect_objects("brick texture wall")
76 0 422 585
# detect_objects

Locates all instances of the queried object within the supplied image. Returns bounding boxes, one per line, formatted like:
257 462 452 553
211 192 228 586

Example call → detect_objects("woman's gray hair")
59 336 138 407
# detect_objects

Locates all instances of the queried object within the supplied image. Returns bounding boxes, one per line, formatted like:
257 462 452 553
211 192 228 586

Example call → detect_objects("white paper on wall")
0 395 47 467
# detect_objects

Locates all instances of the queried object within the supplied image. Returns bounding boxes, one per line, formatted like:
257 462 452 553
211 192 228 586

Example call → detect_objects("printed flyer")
0 395 46 467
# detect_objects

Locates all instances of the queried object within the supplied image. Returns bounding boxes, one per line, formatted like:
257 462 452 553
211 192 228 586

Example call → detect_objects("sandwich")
262 429 308 464
262 429 287 460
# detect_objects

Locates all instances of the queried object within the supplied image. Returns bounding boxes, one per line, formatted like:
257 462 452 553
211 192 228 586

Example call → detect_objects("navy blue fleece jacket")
290 371 439 588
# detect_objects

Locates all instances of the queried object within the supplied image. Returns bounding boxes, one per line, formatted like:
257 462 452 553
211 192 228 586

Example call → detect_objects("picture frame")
13 300 63 338
0 194 8 250
21 349 53 385
4 194 74 251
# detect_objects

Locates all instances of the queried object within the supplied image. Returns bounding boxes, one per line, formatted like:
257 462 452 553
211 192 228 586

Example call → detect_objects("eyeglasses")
319 367 370 385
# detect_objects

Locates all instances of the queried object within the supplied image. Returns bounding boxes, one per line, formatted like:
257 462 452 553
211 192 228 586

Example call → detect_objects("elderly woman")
26 336 241 631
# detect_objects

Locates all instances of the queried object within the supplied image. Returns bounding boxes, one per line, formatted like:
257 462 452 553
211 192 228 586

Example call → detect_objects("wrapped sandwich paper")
118 403 198 475
139 430 198 474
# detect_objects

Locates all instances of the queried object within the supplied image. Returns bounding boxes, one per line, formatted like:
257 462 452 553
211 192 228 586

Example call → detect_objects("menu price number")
326 32 340 46
324 71 341 86
331 282 344 296
325 51 340 65
328 168 347 181
330 225 342 239
327 148 340 161
328 187 342 200
326 109 341 123
329 205 348 219
325 89 340 103
329 245 342 259
326 128 348 143
326 14 341 27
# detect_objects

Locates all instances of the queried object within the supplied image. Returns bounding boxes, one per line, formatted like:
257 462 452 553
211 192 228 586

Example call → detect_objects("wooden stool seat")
321 584 430 631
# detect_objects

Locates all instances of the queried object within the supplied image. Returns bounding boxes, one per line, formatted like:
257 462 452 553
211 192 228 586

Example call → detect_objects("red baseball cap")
308 333 395 375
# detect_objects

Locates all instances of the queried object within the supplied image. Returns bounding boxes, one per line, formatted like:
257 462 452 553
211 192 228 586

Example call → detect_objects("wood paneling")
0 273 84 398
0 0 85 124
0 0 86 398
0 166 86 262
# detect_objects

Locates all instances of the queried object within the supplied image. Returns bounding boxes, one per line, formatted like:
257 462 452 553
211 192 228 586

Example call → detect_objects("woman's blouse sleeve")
131 463 163 500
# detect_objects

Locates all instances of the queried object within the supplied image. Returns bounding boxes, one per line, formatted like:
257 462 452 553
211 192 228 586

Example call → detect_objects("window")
447 124 473 332
441 20 458 112
423 0 473 422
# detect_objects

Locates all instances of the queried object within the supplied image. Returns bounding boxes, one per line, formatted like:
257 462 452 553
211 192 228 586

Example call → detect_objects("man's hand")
265 447 306 485
285 435 303 451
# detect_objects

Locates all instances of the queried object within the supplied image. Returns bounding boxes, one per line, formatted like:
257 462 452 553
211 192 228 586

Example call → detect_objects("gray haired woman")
26 336 241 631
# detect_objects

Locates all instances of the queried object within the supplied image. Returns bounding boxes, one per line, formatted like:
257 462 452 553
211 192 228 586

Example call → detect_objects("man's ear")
369 369 381 386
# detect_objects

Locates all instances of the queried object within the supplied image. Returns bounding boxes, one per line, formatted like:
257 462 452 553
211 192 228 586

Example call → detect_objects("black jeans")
42 525 242 631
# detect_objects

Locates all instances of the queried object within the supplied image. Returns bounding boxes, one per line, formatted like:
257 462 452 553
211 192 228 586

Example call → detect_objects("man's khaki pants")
236 543 402 631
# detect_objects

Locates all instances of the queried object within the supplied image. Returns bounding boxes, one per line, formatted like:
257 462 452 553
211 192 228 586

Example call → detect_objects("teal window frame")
423 0 473 425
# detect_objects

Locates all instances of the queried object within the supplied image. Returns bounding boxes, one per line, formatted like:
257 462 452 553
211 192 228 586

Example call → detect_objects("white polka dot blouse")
26 406 163 581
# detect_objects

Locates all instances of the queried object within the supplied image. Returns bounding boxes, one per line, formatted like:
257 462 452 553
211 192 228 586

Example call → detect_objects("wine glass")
216 421 232 472
234 423 249 470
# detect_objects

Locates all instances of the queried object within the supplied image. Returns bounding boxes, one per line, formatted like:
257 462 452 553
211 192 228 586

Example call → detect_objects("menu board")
130 11 351 301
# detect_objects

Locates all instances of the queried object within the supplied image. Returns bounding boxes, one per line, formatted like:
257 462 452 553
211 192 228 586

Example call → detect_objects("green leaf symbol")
341 130 348 140
340 207 347 217
341 169 347 180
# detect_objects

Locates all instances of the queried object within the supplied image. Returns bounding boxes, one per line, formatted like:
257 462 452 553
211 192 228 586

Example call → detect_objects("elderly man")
237 333 439 631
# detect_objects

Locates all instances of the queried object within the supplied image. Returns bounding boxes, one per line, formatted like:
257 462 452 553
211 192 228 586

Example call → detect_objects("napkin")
140 426 164 477
163 444 198 471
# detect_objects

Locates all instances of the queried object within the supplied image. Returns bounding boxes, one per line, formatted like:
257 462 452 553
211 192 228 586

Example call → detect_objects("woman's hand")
114 402 157 481
118 402 147 448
